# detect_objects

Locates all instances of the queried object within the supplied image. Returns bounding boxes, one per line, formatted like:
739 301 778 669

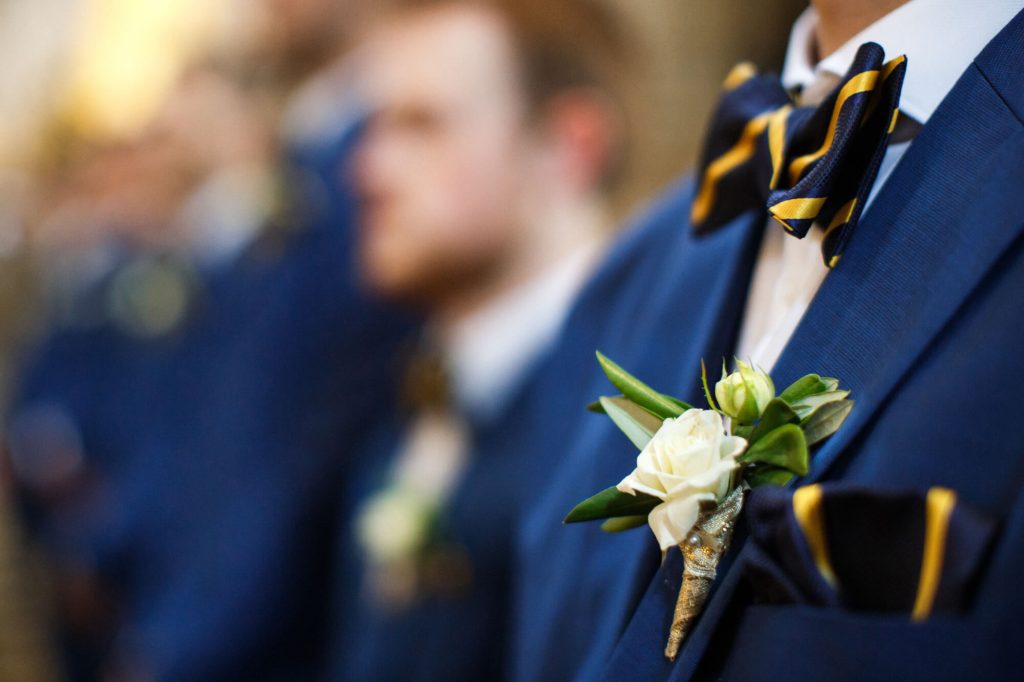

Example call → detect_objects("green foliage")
747 398 799 445
600 396 663 450
779 374 839 404
596 352 691 419
601 515 649 532
564 486 661 524
738 424 809 476
790 390 851 420
744 465 796 488
801 399 855 446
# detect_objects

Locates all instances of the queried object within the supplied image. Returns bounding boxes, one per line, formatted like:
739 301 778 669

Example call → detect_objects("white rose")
617 409 747 551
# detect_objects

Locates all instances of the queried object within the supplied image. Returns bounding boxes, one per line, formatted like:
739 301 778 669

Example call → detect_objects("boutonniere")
357 484 442 608
356 483 475 610
565 353 853 660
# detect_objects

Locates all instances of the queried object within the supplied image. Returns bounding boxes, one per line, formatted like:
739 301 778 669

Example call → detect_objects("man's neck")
811 0 911 57
431 201 609 418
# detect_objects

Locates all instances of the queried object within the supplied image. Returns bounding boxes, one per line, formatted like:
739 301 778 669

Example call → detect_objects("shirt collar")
440 237 604 422
782 0 1024 124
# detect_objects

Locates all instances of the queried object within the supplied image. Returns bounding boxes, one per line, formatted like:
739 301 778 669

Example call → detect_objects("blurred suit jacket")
8 120 415 681
326 366 564 682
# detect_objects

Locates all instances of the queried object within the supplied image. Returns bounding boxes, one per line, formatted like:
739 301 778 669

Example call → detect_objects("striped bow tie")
691 42 907 267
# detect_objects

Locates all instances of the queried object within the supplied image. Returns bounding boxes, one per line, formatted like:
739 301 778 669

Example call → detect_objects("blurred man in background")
0 1 802 680
5 65 273 679
5 2 414 679
325 1 628 679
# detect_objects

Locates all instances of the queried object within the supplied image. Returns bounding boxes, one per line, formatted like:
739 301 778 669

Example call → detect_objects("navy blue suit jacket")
327 347 565 681
514 10 1024 682
511 178 761 682
116 124 416 681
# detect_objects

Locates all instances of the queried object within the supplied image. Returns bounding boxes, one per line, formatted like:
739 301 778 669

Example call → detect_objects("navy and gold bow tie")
691 42 907 267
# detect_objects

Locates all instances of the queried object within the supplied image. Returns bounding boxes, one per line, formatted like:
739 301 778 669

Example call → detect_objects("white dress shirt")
736 0 1024 371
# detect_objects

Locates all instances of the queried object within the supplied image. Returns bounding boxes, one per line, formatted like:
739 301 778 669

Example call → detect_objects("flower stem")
663 485 745 661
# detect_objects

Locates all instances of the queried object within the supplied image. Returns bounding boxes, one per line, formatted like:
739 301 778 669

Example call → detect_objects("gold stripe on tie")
723 62 758 91
888 108 900 134
768 105 793 190
912 487 957 621
859 56 906 128
691 111 774 225
768 197 828 231
823 198 858 238
881 55 906 80
788 70 880 185
792 485 838 588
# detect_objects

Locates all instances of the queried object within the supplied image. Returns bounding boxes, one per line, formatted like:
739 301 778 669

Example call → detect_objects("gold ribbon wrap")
664 485 745 661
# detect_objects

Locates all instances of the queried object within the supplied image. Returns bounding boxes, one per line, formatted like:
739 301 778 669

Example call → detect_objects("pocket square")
743 484 997 619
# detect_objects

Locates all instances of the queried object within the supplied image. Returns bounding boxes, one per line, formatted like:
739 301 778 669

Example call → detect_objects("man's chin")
357 248 500 312
357 261 430 307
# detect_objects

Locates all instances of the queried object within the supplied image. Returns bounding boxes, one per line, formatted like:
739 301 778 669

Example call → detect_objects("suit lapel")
514 184 766 682
668 15 1024 679
776 85 1024 485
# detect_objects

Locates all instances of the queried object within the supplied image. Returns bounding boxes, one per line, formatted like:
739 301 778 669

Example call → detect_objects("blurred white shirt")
393 237 605 502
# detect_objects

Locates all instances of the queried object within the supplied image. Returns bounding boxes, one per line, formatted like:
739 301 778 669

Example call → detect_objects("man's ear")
541 88 623 194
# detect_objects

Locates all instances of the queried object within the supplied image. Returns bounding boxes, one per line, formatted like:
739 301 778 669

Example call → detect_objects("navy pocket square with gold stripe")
743 484 997 620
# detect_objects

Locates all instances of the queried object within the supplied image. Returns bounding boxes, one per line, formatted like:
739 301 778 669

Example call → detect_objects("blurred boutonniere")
357 484 440 608
565 353 853 660
356 485 473 610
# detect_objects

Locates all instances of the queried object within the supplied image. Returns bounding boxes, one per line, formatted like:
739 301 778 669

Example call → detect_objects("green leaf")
664 394 695 412
747 398 799 445
564 486 661 523
743 465 795 488
790 390 851 420
801 399 854 446
596 352 686 420
601 515 648 533
738 424 809 475
779 374 833 404
588 393 692 416
733 424 754 440
600 396 663 450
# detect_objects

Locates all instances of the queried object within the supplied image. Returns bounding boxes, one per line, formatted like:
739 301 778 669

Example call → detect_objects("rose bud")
715 360 774 423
